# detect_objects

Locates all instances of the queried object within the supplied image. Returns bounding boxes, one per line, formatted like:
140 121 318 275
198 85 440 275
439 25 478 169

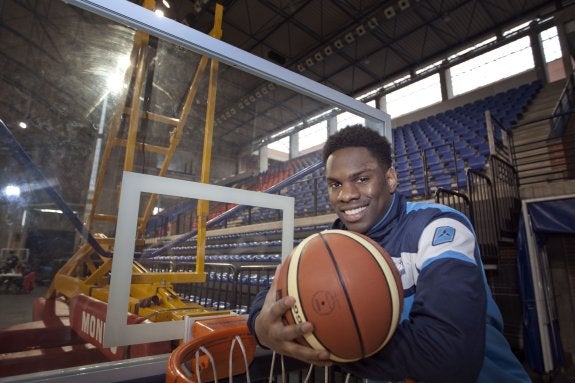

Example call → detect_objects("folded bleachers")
394 80 541 197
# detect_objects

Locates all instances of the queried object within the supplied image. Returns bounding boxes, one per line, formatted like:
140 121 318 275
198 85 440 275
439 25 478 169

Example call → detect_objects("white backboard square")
104 171 294 347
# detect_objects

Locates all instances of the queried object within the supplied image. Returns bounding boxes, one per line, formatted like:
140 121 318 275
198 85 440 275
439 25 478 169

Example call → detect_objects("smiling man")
247 125 530 382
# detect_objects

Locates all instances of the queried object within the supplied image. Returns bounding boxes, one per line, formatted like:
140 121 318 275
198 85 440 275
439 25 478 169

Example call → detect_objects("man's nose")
338 182 360 201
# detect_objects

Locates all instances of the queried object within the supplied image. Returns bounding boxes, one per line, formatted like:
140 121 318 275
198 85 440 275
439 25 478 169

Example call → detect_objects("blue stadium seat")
458 146 476 160
468 155 487 170
477 142 491 156
397 182 413 197
434 174 453 189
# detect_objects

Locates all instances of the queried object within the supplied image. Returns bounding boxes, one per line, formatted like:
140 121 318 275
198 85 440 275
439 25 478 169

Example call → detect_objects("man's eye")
357 176 369 183
329 182 341 189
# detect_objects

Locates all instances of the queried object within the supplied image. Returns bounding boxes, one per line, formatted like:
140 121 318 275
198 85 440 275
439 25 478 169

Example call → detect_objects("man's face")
325 146 397 234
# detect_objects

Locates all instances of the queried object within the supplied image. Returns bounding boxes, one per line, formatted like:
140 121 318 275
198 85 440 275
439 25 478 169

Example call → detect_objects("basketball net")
166 326 354 383
166 325 253 383
166 318 413 383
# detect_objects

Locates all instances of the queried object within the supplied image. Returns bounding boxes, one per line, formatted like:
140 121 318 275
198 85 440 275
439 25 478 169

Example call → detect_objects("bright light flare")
3 185 21 198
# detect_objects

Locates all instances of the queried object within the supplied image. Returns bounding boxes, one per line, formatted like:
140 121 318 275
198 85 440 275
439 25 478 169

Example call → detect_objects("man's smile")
342 205 367 216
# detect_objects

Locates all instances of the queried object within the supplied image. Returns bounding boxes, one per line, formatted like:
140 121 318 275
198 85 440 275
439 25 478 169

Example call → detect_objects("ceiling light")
3 185 20 198
334 39 344 49
267 83 275 90
384 6 396 19
154 9 164 17
162 0 170 8
117 55 131 71
305 58 314 67
106 72 124 94
398 0 410 10
18 121 27 129
344 32 355 43
314 52 323 62
367 17 379 29
323 46 333 56
297 63 306 72
355 25 366 36
38 209 64 214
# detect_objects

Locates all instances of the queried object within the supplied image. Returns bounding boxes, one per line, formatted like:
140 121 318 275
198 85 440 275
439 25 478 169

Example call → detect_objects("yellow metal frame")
47 1 227 322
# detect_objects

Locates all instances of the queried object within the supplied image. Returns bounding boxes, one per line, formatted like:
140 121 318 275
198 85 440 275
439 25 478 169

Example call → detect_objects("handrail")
489 155 521 237
395 142 457 198
467 169 499 263
550 71 575 138
485 110 515 167
434 187 473 224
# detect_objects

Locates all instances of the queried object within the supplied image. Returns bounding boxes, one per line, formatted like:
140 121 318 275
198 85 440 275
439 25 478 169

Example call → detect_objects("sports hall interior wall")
2 2 575 381
2 68 574 383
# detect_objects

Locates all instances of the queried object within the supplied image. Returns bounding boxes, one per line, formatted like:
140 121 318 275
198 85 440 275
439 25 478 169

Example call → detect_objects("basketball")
275 229 403 362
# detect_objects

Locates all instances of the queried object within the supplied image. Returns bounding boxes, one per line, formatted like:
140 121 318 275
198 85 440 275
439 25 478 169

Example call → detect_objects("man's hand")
254 276 332 366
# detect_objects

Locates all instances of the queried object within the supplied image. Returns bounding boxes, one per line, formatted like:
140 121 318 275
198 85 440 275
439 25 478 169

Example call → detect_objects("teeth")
344 206 366 215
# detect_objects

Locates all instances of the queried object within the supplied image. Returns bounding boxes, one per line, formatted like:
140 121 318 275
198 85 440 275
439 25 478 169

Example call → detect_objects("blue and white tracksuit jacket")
248 193 530 382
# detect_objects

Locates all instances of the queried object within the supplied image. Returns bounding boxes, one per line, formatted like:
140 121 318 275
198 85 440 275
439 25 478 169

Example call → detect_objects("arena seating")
393 80 541 197
142 81 542 313
147 80 542 237
139 224 330 312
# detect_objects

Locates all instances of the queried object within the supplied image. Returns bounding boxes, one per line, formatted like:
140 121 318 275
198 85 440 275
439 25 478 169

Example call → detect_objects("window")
268 136 290 154
299 121 327 152
541 26 562 62
385 74 442 118
450 37 534 96
337 111 364 130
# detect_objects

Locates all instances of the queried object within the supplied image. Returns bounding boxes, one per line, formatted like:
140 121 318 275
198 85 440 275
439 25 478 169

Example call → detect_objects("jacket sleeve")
339 219 487 382
247 288 269 346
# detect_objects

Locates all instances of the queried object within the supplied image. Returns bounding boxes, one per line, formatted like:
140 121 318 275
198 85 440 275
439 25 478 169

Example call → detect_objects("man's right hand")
253 276 332 366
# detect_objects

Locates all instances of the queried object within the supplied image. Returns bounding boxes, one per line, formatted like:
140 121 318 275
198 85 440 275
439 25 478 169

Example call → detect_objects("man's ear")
386 167 398 193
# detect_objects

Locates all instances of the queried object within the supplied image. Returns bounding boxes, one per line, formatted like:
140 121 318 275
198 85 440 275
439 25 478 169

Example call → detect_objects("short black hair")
322 124 393 169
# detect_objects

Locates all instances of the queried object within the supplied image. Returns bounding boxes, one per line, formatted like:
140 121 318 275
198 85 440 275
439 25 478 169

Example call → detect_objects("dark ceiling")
0 0 565 151
165 0 563 149
0 0 568 207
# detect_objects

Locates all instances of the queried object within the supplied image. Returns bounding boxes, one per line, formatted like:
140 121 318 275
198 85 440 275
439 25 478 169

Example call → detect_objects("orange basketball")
275 229 403 362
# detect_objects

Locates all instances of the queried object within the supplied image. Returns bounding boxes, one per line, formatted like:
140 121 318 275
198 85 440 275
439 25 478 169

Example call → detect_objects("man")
247 124 530 382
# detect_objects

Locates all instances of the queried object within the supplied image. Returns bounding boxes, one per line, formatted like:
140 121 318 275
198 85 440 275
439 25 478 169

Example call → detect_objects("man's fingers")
256 281 333 365
280 340 317 356
280 342 332 364
270 321 309 343
270 295 294 316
